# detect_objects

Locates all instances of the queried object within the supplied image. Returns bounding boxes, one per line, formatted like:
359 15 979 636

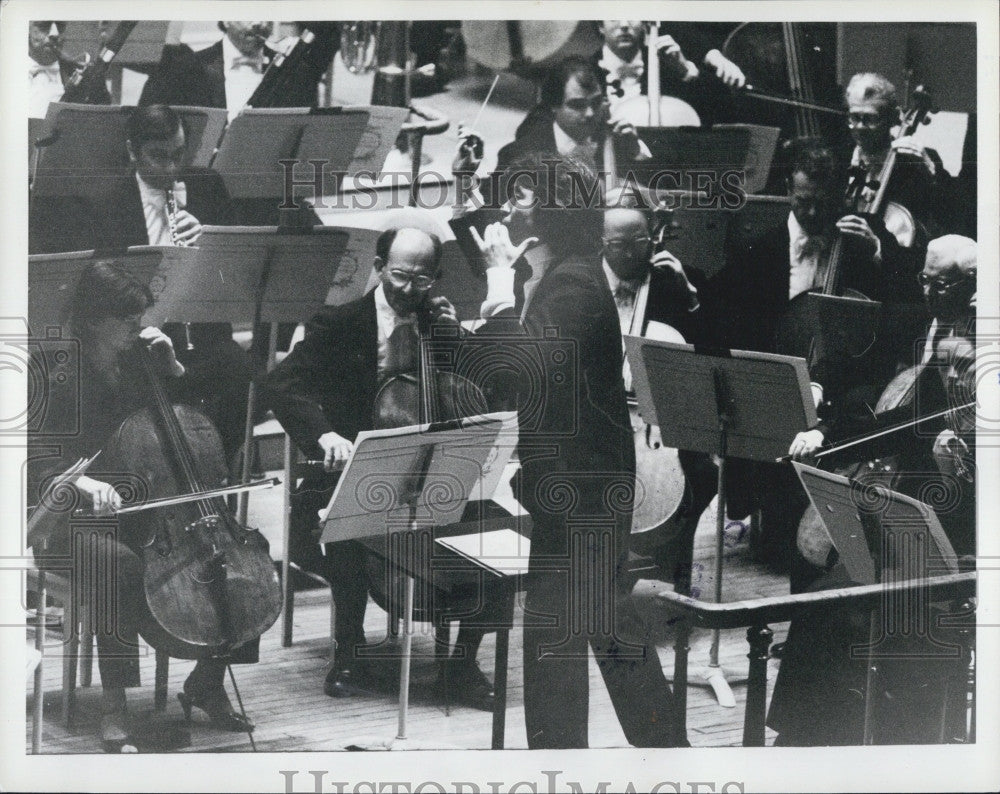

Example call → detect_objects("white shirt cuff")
481 267 517 319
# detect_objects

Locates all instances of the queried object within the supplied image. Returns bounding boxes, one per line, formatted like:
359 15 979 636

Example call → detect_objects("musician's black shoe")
178 685 254 733
438 662 495 712
323 662 375 698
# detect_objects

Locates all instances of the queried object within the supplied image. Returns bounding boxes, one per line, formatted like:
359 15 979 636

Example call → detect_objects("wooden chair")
26 559 170 731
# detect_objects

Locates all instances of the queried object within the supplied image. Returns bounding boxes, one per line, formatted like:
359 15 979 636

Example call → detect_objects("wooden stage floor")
26 480 791 754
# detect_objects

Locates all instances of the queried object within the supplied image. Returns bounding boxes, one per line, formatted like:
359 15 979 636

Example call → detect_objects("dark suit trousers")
522 512 683 749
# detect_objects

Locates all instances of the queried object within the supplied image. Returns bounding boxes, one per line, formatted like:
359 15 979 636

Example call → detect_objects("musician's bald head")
603 207 651 281
923 235 976 323
374 227 443 317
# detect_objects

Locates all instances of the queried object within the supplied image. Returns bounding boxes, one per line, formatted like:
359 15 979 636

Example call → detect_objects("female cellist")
27 261 256 752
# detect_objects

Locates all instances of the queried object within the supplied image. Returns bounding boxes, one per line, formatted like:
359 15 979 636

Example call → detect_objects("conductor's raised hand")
452 123 484 176
469 222 537 270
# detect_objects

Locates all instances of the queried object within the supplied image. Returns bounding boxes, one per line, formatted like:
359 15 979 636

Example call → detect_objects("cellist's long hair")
68 261 153 340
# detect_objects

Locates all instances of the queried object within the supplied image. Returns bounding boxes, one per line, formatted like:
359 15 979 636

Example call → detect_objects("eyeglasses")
918 272 975 293
602 235 650 252
386 269 436 290
846 113 884 129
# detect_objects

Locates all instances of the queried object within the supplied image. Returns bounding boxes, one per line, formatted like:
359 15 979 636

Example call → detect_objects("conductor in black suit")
466 151 684 748
260 227 499 711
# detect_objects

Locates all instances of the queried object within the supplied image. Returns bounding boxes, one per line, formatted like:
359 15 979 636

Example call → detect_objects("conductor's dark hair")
68 261 153 337
375 227 444 272
785 137 843 190
540 56 602 108
501 151 603 255
125 104 184 150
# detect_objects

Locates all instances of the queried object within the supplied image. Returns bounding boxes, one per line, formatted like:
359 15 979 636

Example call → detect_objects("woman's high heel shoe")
177 687 254 733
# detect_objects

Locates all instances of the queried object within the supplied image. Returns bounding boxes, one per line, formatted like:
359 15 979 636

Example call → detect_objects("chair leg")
79 604 94 688
61 612 79 727
281 433 295 648
154 649 169 711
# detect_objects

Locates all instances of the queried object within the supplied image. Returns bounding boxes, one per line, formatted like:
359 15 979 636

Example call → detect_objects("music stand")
31 103 227 195
791 462 961 743
211 106 409 203
320 412 517 748
137 225 359 524
625 336 816 706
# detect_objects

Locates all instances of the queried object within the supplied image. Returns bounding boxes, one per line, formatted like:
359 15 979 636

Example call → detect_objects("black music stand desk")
320 411 519 748
625 336 816 707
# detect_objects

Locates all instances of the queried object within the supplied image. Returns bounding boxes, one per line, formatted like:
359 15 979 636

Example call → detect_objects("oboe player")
29 105 249 463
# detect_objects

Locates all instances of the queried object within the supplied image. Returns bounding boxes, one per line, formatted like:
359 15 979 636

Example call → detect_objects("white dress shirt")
597 44 645 108
787 211 833 300
374 283 418 376
29 56 64 119
135 174 173 246
221 35 266 120
602 259 647 391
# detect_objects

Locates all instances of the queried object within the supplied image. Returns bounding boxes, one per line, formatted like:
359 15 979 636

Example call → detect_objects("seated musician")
29 104 250 463
139 22 337 118
260 227 500 712
600 195 719 593
27 261 258 753
28 20 110 119
715 138 920 588
496 56 652 175
766 234 977 746
595 21 744 124
844 72 959 238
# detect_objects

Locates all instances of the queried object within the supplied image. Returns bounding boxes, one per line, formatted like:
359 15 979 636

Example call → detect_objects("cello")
775 90 934 370
103 340 282 659
611 21 701 128
364 303 491 618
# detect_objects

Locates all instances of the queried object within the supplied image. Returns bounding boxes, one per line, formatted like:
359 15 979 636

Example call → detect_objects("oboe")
166 182 194 351
166 182 190 247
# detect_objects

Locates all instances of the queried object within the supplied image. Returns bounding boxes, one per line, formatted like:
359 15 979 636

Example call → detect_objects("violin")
103 340 282 658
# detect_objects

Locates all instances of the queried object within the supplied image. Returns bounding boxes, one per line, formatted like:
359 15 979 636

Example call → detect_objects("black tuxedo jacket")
29 167 234 255
261 293 381 461
473 250 634 557
139 36 333 109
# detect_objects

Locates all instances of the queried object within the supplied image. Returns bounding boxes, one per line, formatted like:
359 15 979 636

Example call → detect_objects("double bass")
103 341 282 659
